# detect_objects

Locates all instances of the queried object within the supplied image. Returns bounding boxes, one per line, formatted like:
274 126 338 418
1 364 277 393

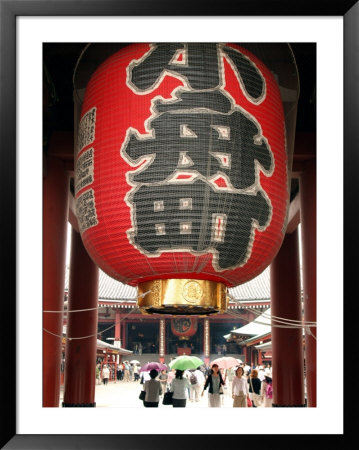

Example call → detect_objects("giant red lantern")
74 43 295 315
171 318 198 337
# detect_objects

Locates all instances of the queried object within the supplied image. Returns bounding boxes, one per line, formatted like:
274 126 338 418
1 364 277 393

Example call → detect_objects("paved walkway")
59 379 264 408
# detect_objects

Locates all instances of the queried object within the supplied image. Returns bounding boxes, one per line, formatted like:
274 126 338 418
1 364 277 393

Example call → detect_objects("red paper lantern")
75 43 289 314
171 318 198 337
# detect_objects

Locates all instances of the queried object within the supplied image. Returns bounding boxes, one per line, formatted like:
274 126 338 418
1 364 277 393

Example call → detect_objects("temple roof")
224 308 272 338
64 265 271 304
255 341 272 350
228 268 270 301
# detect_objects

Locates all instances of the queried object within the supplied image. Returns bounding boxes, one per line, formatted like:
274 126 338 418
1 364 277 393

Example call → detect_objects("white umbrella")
130 359 140 365
210 356 241 369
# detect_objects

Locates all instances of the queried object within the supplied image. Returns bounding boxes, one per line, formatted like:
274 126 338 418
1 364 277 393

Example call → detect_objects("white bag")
252 393 262 407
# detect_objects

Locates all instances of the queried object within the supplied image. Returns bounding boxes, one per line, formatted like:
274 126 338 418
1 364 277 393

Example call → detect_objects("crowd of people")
96 360 273 408
96 361 140 385
140 363 273 408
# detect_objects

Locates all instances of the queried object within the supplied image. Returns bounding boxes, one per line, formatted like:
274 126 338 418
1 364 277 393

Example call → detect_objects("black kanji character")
223 45 265 101
128 179 271 270
130 43 265 101
122 96 272 189
130 43 220 91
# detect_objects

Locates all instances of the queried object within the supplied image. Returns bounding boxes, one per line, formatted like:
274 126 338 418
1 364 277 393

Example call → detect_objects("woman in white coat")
232 366 250 407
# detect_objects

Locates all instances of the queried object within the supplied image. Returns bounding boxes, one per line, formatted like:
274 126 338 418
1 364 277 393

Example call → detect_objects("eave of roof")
243 332 271 345
64 266 271 304
228 308 271 336
254 341 272 350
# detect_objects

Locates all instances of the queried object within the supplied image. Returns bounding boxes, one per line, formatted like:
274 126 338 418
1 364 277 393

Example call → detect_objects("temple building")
63 265 271 368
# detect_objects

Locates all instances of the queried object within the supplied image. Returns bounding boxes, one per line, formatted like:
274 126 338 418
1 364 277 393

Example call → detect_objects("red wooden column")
43 156 69 407
114 311 122 347
300 159 317 407
203 319 210 365
242 346 248 365
63 228 99 407
258 350 263 366
121 319 127 349
114 311 121 366
159 319 165 363
270 229 305 407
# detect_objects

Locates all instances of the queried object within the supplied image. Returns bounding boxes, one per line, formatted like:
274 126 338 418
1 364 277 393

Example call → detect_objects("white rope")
305 326 317 340
248 306 316 325
43 290 150 317
43 328 97 340
99 304 140 334
227 293 317 327
44 296 143 338
224 308 316 330
137 290 152 299
43 307 98 313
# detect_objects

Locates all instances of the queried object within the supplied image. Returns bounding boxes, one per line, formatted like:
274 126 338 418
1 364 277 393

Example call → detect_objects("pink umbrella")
210 356 241 369
139 362 167 372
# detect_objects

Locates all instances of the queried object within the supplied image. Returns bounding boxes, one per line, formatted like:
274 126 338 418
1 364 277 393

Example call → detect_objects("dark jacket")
248 376 261 394
203 372 225 394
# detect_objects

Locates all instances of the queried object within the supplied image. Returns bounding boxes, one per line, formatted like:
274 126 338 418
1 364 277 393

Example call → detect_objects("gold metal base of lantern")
137 279 228 316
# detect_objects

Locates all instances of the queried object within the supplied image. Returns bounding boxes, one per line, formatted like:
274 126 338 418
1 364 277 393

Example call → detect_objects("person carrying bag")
142 369 162 407
248 369 262 407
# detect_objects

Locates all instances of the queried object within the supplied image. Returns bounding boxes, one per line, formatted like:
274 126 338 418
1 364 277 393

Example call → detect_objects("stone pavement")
59 378 264 408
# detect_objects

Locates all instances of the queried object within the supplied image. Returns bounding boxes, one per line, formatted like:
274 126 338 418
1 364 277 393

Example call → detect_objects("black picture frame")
1 0 357 448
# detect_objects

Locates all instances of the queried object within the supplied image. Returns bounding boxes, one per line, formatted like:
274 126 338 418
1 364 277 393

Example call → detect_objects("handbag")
139 390 146 401
162 390 173 405
247 396 252 407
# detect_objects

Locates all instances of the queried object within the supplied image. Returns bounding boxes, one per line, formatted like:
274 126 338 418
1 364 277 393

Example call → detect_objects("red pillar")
63 228 99 407
43 157 69 407
159 319 165 363
203 319 210 365
258 350 263 365
242 345 247 364
270 229 305 407
121 319 127 349
114 311 121 346
300 159 317 407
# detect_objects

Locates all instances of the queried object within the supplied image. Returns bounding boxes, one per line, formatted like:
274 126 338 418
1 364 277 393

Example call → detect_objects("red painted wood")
300 159 317 407
63 228 99 406
43 157 69 407
114 311 121 343
270 229 305 406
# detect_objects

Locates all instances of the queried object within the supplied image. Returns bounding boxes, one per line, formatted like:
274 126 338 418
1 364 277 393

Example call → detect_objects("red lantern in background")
171 318 198 337
74 43 293 315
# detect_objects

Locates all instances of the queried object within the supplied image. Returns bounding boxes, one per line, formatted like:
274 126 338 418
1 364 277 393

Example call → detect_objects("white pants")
190 384 201 402
208 393 221 407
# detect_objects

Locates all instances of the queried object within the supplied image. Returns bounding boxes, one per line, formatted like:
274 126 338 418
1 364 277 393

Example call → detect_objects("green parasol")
168 355 204 371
